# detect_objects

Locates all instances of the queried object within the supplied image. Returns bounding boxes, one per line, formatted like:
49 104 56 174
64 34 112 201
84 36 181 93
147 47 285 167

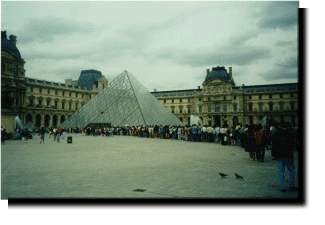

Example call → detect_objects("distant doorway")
213 115 221 127
233 116 239 127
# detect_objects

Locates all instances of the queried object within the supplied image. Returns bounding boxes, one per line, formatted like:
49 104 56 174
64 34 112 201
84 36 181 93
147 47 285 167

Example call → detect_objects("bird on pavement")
235 173 244 179
219 173 228 178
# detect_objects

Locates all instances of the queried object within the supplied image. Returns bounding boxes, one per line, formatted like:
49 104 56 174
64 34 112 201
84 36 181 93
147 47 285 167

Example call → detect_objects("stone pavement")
1 133 299 200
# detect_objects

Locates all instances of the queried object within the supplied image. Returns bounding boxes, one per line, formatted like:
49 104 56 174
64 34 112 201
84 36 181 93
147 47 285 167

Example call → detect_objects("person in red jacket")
254 124 267 162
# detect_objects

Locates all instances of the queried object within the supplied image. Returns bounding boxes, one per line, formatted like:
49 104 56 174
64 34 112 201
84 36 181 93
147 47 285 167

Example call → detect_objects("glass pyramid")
59 70 184 128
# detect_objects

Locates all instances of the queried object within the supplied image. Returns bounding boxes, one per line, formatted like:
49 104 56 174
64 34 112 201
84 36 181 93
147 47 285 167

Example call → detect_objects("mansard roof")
233 83 298 93
151 89 202 97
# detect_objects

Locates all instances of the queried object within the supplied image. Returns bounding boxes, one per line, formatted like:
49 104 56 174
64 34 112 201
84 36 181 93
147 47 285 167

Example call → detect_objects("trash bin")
67 136 72 143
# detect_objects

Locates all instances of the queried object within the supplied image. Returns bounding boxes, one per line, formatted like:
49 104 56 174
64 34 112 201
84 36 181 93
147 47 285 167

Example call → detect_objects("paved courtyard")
1 133 299 200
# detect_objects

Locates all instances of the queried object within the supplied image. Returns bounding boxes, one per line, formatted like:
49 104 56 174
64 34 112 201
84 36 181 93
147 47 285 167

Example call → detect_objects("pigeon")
219 173 228 178
235 173 244 179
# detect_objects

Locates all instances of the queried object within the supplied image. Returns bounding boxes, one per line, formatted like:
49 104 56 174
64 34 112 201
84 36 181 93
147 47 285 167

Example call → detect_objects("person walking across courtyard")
40 127 45 143
271 122 298 192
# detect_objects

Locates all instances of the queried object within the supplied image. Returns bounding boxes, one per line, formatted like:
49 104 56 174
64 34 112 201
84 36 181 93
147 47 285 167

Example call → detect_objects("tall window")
62 102 65 109
269 102 273 111
172 99 174 103
48 89 50 94
69 102 72 110
55 90 58 95
47 99 50 106
208 105 211 112
199 106 202 113
290 101 295 110
1 63 5 74
62 91 65 96
208 97 211 101
188 107 191 113
180 99 182 103
69 92 72 97
30 87 34 92
180 108 183 114
75 103 78 110
259 103 263 112
249 103 253 111
223 105 227 112
14 65 18 76
215 104 220 112
188 98 191 103
38 99 42 106
280 102 285 111
164 100 166 103
39 87 42 94
233 104 237 112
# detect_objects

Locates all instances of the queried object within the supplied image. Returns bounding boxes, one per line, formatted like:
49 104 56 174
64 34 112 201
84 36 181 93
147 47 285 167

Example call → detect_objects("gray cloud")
18 16 95 44
275 56 298 69
260 56 298 81
275 40 296 47
228 30 261 46
147 44 271 68
256 1 299 31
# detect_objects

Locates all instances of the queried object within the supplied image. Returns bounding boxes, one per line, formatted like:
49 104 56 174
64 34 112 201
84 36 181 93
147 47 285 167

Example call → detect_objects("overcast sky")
2 1 299 91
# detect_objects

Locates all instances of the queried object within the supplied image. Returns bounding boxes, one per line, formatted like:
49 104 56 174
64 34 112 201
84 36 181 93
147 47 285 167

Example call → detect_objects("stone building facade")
23 74 108 130
2 31 298 132
1 31 108 132
1 31 27 132
151 66 298 127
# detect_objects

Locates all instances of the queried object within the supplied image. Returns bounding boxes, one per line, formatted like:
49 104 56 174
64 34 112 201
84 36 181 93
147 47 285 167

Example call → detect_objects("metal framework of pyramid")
59 70 184 128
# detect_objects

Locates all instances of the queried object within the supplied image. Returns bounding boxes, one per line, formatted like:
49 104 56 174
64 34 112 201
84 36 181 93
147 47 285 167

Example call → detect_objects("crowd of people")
2 122 299 192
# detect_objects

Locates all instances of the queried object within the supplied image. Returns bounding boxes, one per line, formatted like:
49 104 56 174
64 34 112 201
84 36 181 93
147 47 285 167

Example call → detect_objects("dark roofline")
150 88 202 94
233 83 298 89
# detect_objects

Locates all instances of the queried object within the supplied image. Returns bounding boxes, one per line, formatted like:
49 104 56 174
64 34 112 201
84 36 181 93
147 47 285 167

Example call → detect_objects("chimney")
9 35 17 46
198 86 201 89
154 89 157 92
242 84 245 86
206 69 210 75
1 30 7 39
229 67 232 79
